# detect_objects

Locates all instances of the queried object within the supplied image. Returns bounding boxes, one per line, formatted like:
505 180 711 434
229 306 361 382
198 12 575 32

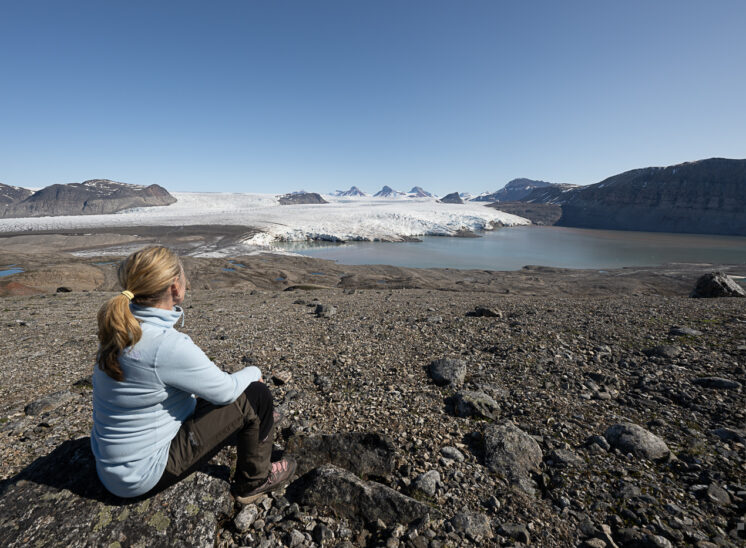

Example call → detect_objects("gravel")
1 276 745 546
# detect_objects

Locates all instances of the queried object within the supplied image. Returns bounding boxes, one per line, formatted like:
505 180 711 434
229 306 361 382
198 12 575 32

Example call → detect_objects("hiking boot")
233 456 297 504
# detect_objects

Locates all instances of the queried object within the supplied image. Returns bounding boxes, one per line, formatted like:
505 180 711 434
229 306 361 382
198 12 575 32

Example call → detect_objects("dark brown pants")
151 381 274 494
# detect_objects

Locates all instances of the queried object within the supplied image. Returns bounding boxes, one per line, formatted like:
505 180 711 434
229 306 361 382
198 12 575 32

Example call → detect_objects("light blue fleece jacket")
91 304 261 498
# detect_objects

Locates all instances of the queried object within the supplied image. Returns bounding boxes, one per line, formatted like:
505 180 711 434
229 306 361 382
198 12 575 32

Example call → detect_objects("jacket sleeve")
156 333 261 405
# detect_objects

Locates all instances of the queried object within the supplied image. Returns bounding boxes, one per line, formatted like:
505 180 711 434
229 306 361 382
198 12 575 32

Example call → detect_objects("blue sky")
1 1 744 195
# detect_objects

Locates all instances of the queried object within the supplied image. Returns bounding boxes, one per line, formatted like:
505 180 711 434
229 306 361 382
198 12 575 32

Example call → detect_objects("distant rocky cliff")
278 192 328 205
473 179 568 202
522 158 746 236
0 183 33 207
1 179 176 218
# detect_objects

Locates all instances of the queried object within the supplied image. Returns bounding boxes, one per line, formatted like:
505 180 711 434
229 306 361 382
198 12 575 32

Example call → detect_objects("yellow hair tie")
121 290 134 301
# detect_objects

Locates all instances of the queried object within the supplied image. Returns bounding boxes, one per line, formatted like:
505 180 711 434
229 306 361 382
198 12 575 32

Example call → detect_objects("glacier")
0 193 530 253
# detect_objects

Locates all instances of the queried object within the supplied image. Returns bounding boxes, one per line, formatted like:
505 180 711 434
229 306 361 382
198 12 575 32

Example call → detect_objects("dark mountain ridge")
0 183 33 206
521 158 746 236
473 178 568 202
278 192 328 205
1 179 176 218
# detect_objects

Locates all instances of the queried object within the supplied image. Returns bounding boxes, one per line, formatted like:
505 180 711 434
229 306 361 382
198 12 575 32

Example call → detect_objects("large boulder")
483 421 542 495
0 437 232 547
287 464 437 527
285 432 396 478
690 272 746 298
604 423 670 460
428 358 467 387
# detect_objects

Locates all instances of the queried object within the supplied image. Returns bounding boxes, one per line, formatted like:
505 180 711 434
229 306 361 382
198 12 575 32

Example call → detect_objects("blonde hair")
97 246 183 381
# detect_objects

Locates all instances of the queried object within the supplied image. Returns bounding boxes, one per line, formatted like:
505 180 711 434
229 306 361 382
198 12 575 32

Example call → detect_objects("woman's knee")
244 381 273 415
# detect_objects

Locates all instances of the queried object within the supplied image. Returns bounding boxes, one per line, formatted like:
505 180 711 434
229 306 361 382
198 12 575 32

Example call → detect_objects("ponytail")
96 293 142 381
96 246 183 381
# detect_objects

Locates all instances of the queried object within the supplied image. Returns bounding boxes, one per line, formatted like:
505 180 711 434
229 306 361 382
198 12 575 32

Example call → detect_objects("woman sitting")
91 245 295 502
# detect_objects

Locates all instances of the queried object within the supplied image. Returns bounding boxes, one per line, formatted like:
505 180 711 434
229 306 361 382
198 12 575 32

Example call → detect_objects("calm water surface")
275 226 746 270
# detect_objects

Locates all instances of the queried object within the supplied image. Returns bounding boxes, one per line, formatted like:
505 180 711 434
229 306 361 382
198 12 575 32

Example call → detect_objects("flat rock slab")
604 422 670 460
668 326 702 337
483 421 542 495
0 437 232 548
452 390 501 420
644 345 682 359
467 306 503 318
285 432 396 478
24 390 77 416
692 377 742 390
428 358 467 387
287 464 437 527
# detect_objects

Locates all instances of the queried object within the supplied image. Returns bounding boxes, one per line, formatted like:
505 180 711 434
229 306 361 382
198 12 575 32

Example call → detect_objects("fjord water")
276 226 746 270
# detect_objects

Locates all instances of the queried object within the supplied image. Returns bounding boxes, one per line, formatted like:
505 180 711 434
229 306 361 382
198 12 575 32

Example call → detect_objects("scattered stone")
287 464 437 527
440 446 465 462
428 358 467 387
484 421 542 495
467 306 503 318
314 304 337 318
644 345 682 359
285 528 306 546
24 390 76 416
72 376 93 390
706 483 731 505
604 423 670 460
580 539 607 548
586 434 611 451
312 523 334 544
692 377 742 390
452 390 500 420
498 522 530 544
690 272 746 298
235 505 259 532
285 432 396 478
413 470 441 497
271 370 292 385
668 325 702 337
644 534 674 548
56 286 72 293
547 448 584 467
449 512 493 541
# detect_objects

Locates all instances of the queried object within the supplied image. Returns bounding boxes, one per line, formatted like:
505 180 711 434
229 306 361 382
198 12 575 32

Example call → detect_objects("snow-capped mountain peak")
408 186 433 198
373 185 406 198
334 186 368 197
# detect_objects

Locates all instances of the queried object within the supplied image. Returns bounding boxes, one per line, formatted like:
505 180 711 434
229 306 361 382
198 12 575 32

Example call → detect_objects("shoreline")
1 226 745 298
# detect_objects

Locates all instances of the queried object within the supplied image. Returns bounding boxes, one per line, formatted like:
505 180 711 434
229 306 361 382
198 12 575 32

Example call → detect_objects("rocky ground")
0 243 745 547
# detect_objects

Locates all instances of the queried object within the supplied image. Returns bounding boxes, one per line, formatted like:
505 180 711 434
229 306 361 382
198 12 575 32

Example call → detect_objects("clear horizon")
2 1 745 195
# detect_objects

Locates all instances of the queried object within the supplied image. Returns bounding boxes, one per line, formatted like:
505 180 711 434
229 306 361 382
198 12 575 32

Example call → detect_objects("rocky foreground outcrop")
0 179 176 218
520 158 746 236
1 270 745 546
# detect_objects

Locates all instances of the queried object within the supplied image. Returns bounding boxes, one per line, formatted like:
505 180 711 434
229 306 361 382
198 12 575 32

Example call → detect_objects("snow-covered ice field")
0 193 530 252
